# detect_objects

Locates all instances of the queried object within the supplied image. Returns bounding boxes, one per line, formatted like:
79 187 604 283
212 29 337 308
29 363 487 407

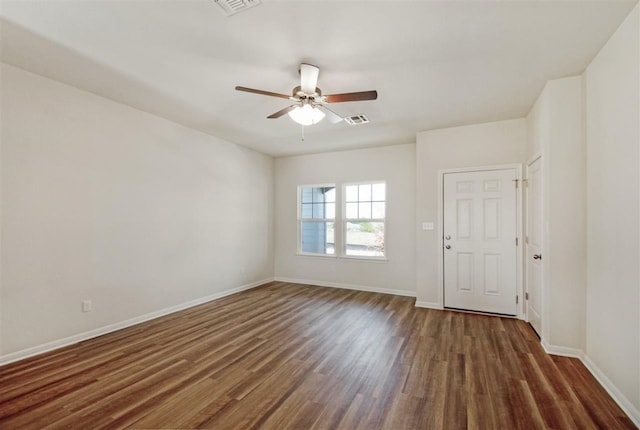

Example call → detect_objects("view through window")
299 185 335 255
344 182 385 257
297 182 386 258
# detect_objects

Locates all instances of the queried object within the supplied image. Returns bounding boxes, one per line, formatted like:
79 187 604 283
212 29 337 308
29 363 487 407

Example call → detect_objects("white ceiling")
1 0 636 157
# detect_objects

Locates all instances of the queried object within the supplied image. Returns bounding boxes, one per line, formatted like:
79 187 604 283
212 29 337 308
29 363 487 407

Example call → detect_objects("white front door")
443 169 518 315
526 157 543 336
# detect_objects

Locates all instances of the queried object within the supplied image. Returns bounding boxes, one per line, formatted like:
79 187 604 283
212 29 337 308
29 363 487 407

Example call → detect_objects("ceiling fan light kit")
235 63 378 128
288 102 326 126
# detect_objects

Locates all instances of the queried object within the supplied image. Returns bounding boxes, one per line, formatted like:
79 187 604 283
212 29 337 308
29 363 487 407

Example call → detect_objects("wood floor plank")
0 281 636 429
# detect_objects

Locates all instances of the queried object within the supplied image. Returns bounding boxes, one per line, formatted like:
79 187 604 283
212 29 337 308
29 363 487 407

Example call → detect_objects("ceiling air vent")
211 0 261 17
344 114 370 125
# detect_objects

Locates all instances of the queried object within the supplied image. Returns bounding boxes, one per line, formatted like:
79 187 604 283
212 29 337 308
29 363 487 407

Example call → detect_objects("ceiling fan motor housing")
292 86 322 100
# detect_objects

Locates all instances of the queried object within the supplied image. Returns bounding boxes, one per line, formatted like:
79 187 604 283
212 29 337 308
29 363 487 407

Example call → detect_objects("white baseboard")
541 341 585 359
0 277 273 366
273 276 416 298
542 341 639 427
581 355 640 427
414 300 443 310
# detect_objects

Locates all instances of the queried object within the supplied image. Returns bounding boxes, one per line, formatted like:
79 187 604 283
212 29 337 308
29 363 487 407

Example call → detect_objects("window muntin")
298 185 336 255
344 182 386 258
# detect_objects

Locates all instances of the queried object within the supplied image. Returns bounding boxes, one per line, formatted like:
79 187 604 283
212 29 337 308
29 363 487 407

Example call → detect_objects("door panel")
456 253 473 292
526 158 543 336
443 169 518 315
483 254 501 295
483 199 500 239
457 199 473 239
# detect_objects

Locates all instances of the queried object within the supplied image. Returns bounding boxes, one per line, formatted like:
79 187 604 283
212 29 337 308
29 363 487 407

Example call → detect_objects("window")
297 182 386 259
298 185 336 255
344 182 386 257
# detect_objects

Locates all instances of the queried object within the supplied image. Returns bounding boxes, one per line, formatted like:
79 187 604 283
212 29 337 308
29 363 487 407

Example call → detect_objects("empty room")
1 0 639 428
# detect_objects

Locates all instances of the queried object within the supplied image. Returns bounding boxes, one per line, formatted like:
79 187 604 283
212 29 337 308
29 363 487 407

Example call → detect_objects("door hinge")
525 235 529 244
515 237 519 246
525 292 529 300
516 296 519 304
513 179 519 188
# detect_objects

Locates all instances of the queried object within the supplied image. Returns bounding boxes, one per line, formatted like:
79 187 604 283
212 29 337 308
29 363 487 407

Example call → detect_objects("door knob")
445 245 451 249
533 254 542 260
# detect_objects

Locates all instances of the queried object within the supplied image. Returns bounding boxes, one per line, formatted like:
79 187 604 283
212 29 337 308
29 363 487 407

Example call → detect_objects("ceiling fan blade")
325 90 378 103
300 63 320 94
317 105 343 124
267 105 297 119
235 86 291 100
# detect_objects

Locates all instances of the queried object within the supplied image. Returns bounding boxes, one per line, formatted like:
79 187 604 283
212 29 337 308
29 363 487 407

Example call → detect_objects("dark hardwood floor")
0 281 635 429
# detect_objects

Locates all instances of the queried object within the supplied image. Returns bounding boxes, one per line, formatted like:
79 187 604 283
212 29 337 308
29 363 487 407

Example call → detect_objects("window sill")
296 252 337 259
295 253 388 263
340 255 388 263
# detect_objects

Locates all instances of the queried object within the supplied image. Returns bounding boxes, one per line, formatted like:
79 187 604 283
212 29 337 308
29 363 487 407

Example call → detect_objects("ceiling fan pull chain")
301 124 305 142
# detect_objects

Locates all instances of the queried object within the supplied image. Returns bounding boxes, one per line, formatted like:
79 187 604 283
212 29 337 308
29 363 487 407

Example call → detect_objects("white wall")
415 119 527 306
584 4 640 418
274 144 416 295
0 63 275 359
526 76 586 353
526 87 547 161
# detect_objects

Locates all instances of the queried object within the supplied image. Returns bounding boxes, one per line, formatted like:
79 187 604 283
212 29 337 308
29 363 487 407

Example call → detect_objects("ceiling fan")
235 63 377 126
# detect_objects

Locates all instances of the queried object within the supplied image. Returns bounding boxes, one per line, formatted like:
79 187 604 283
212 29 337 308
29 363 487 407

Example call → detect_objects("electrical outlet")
82 300 92 312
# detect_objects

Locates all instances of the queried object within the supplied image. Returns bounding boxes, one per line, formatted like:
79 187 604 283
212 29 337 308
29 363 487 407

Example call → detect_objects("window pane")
326 203 335 219
325 188 336 203
359 202 372 219
372 183 385 201
345 185 358 202
312 203 325 218
372 202 385 219
301 221 334 255
345 222 384 257
359 184 372 201
346 202 358 219
301 203 313 219
301 187 313 203
300 186 336 220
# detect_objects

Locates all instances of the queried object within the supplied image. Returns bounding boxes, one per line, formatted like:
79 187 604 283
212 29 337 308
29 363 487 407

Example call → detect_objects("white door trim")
437 164 524 319
525 155 544 335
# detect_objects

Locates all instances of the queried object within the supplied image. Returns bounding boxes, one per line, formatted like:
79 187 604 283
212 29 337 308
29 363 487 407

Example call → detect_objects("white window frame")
297 183 337 257
342 181 387 260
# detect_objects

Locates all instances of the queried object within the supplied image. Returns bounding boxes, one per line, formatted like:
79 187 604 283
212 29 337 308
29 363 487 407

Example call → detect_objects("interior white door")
526 157 543 336
443 169 518 315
